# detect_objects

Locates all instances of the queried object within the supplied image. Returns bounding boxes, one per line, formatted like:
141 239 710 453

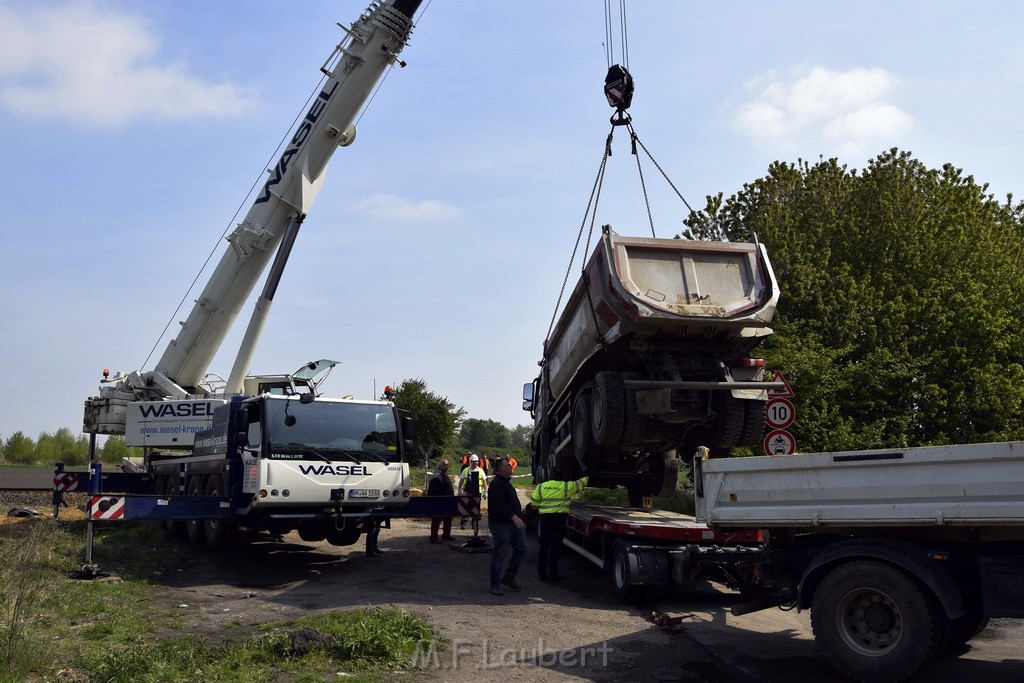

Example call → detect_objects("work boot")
489 585 504 596
501 577 522 592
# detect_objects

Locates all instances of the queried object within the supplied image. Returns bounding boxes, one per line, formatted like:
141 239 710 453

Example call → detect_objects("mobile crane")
78 0 426 549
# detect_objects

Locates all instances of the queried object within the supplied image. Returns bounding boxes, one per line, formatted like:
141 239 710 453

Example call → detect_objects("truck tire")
185 475 206 545
164 475 189 543
811 560 942 683
572 393 605 465
609 540 643 602
942 610 989 652
203 474 231 550
709 394 745 448
626 484 646 508
738 399 767 448
592 372 625 446
642 454 680 498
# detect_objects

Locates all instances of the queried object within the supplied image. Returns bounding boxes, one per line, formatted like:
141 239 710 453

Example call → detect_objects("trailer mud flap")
627 546 672 586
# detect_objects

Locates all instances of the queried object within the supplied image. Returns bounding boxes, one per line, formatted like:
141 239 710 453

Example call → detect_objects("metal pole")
52 462 64 519
84 461 101 568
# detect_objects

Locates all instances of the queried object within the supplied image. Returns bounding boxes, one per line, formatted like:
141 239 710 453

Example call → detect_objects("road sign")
768 371 794 398
764 429 796 456
765 397 795 430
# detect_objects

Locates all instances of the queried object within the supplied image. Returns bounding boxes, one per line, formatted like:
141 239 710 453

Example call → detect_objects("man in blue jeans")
487 458 527 595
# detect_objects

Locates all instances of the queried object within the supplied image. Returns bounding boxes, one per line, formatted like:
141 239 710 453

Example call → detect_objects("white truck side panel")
697 441 1024 529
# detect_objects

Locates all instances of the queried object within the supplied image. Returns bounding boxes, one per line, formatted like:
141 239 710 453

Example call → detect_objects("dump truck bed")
695 441 1024 533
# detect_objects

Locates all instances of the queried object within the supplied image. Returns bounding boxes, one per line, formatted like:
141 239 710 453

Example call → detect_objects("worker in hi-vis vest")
528 466 588 581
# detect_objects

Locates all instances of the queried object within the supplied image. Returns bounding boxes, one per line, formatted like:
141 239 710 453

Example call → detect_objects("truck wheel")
738 399 767 448
643 454 680 498
592 372 625 446
572 393 604 465
709 394 745 448
942 610 989 652
164 475 189 542
185 475 206 545
811 560 942 683
626 485 646 508
609 540 643 602
203 474 232 550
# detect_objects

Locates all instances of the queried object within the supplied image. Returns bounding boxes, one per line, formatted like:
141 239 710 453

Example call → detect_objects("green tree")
389 378 464 460
100 436 131 465
509 424 532 450
459 418 510 450
3 432 35 464
684 149 1024 451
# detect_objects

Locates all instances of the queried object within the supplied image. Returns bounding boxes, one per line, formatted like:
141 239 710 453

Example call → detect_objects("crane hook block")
604 64 635 112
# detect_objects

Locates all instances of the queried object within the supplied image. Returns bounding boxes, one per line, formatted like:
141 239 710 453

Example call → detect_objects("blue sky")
2 0 1022 443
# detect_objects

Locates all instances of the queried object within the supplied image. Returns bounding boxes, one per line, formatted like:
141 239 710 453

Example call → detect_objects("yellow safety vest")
529 477 588 515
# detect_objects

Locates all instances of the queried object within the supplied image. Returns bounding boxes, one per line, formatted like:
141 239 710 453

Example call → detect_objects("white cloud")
732 66 913 157
356 193 460 222
0 2 258 125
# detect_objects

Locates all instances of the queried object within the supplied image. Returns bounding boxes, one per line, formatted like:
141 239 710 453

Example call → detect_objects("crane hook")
605 64 634 125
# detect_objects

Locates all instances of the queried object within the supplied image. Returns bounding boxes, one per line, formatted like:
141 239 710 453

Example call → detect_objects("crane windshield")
263 399 401 463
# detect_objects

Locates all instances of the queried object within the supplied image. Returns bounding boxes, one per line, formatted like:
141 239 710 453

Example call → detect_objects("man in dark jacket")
427 458 455 543
486 458 527 595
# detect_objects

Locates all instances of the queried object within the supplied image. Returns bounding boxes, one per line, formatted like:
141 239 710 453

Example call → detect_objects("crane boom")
85 0 422 437
157 0 421 394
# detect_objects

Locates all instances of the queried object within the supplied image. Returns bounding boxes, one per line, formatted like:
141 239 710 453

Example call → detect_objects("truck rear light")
740 358 765 367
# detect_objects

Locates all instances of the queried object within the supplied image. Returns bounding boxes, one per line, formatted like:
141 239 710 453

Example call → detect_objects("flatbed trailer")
559 441 1024 682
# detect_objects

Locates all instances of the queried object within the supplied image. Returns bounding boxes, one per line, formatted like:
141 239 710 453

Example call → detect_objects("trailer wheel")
203 474 231 550
609 540 643 602
811 560 942 683
185 475 206 544
592 372 625 446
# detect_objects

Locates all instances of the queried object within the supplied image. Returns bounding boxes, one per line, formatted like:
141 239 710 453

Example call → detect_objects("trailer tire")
185 475 206 545
592 372 625 446
203 474 232 550
811 560 942 683
609 540 643 602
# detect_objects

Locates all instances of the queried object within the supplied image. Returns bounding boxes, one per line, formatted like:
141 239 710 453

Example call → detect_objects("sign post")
764 372 796 455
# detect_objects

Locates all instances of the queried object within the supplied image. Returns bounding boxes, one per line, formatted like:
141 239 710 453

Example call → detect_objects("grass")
0 518 440 683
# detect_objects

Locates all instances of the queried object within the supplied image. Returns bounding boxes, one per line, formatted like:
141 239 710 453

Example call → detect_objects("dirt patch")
145 516 733 682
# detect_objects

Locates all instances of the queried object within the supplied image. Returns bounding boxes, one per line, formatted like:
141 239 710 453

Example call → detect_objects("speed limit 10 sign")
765 397 795 430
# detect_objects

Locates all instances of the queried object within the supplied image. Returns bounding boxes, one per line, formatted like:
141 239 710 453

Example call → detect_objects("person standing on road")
487 458 527 596
458 454 487 530
427 458 455 543
529 465 588 581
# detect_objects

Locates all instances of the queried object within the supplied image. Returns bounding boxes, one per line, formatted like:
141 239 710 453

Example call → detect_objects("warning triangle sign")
768 371 794 398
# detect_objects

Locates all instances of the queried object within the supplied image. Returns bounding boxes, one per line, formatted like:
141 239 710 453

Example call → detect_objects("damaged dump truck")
524 225 780 505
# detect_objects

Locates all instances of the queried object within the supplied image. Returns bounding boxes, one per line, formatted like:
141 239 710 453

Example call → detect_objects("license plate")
349 489 380 499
